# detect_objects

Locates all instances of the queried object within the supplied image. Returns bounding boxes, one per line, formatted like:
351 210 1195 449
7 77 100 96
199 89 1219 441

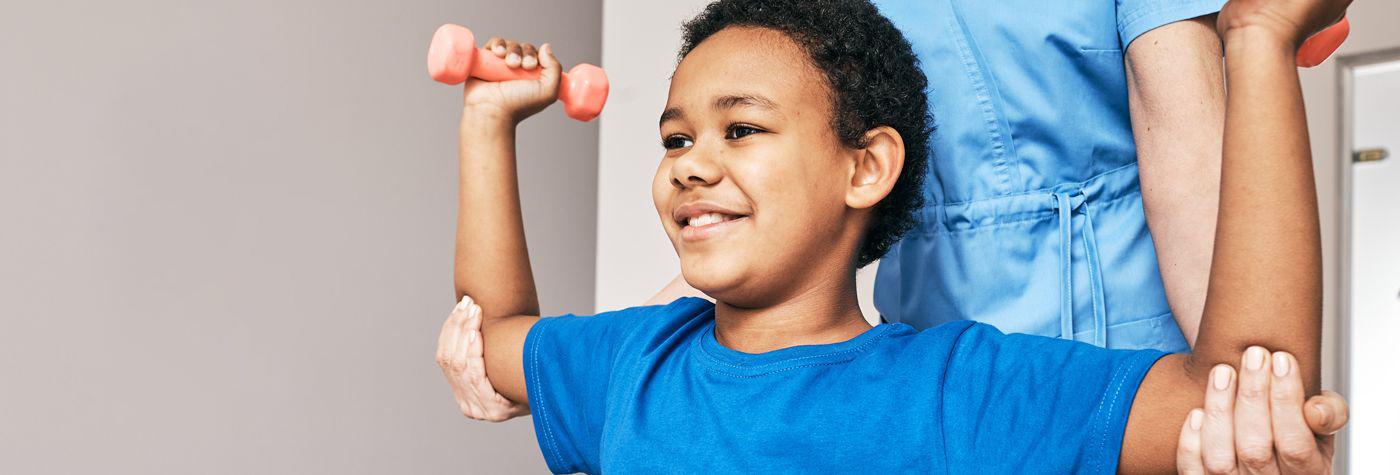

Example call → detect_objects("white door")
1346 57 1400 474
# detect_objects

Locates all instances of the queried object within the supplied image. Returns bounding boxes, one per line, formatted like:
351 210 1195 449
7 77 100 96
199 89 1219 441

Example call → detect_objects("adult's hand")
1176 348 1349 473
436 295 530 422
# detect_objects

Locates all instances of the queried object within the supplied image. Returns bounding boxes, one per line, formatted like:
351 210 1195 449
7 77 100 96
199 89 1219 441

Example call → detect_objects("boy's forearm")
1190 28 1322 394
454 109 541 319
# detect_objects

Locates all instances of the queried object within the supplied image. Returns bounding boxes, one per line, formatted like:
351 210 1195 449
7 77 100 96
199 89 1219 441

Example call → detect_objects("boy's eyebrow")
713 93 778 112
659 107 684 127
658 93 780 127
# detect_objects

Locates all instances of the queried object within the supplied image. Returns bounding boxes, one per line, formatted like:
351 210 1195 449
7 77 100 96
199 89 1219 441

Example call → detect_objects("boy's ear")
846 126 905 210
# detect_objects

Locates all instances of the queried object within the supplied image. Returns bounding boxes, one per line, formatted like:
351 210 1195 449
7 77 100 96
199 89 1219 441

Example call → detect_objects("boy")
438 0 1347 471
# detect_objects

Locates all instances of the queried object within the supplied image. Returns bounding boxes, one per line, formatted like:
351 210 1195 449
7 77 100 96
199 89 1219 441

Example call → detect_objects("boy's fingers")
520 43 538 69
486 37 505 56
504 40 522 67
1202 364 1239 474
1234 347 1277 471
538 43 562 93
1270 352 1328 472
1178 409 1208 475
540 43 560 69
1304 390 1348 436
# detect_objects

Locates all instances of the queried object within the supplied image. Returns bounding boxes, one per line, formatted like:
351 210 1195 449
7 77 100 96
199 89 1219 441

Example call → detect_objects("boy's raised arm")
443 40 570 406
1120 0 1349 471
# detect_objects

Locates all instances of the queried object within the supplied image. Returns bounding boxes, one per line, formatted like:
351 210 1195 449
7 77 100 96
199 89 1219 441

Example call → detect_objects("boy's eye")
725 124 763 140
662 135 694 150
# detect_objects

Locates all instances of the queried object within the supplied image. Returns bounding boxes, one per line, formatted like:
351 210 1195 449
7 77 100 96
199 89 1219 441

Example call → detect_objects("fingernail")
1273 352 1291 377
1245 346 1266 371
1212 365 1232 390
506 53 520 63
455 296 469 311
1315 404 1332 426
1189 409 1204 431
493 45 504 54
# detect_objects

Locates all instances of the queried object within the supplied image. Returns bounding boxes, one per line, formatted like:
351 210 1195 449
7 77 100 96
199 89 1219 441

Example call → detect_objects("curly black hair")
678 0 931 268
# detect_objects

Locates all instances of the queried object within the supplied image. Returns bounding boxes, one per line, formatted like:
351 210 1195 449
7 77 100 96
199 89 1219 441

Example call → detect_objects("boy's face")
654 27 858 306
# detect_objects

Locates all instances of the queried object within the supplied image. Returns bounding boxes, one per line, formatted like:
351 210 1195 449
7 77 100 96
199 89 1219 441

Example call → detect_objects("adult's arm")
1125 15 1226 346
642 274 709 306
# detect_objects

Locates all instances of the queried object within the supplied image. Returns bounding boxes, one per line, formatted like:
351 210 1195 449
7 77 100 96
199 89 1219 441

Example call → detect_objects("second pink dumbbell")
427 24 609 122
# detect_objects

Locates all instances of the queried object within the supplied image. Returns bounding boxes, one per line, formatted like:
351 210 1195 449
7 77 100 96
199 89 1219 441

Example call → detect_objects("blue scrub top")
872 0 1225 352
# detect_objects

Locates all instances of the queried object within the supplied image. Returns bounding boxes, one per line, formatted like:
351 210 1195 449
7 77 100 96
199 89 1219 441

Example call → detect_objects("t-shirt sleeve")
940 323 1167 474
522 298 708 474
1116 0 1226 48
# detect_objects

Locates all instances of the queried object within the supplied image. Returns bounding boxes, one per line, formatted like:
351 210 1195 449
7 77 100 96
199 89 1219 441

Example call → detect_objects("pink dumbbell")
426 24 609 122
1296 17 1350 68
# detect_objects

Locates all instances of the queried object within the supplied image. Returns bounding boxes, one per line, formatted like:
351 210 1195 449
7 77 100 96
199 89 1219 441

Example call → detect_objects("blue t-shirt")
523 297 1166 473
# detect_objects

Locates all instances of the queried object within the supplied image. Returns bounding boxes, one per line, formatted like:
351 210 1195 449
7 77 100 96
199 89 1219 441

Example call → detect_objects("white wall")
1343 56 1400 475
1296 3 1400 395
1295 3 1400 472
595 0 708 311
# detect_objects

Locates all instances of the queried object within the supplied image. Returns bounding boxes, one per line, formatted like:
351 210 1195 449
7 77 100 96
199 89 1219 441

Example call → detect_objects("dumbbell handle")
453 47 595 115
428 24 609 121
463 47 572 84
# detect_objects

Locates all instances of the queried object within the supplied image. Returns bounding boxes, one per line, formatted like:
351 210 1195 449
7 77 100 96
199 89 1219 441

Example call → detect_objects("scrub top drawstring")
1053 189 1108 347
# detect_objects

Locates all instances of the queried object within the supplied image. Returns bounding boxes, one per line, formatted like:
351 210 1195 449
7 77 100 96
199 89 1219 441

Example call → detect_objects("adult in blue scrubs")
870 1 1228 352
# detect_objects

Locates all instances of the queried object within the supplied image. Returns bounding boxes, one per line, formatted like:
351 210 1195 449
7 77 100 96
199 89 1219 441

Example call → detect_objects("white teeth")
686 212 731 227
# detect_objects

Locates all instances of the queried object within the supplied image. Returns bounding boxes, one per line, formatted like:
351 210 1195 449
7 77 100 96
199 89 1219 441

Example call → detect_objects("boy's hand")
1176 348 1349 474
1216 0 1350 46
435 295 530 422
462 38 562 124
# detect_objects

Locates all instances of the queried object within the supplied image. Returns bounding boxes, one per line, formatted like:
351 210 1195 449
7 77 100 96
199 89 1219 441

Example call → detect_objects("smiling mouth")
679 212 749 241
682 212 746 228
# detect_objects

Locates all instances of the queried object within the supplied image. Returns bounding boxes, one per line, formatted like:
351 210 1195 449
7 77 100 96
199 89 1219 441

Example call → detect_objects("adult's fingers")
461 304 513 421
1304 390 1348 436
1318 433 1336 462
1179 408 1208 475
1270 352 1330 473
437 296 472 368
450 302 488 420
1234 347 1278 473
450 303 480 375
1202 364 1239 474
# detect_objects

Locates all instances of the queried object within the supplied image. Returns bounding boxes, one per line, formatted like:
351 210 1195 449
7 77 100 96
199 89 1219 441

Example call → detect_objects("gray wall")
0 0 599 472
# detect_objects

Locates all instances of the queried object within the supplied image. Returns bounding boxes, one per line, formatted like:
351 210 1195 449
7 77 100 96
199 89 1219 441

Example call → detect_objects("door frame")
1334 46 1400 474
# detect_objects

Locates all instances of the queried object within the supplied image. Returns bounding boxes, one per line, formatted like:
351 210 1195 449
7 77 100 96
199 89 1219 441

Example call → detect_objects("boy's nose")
669 147 723 189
